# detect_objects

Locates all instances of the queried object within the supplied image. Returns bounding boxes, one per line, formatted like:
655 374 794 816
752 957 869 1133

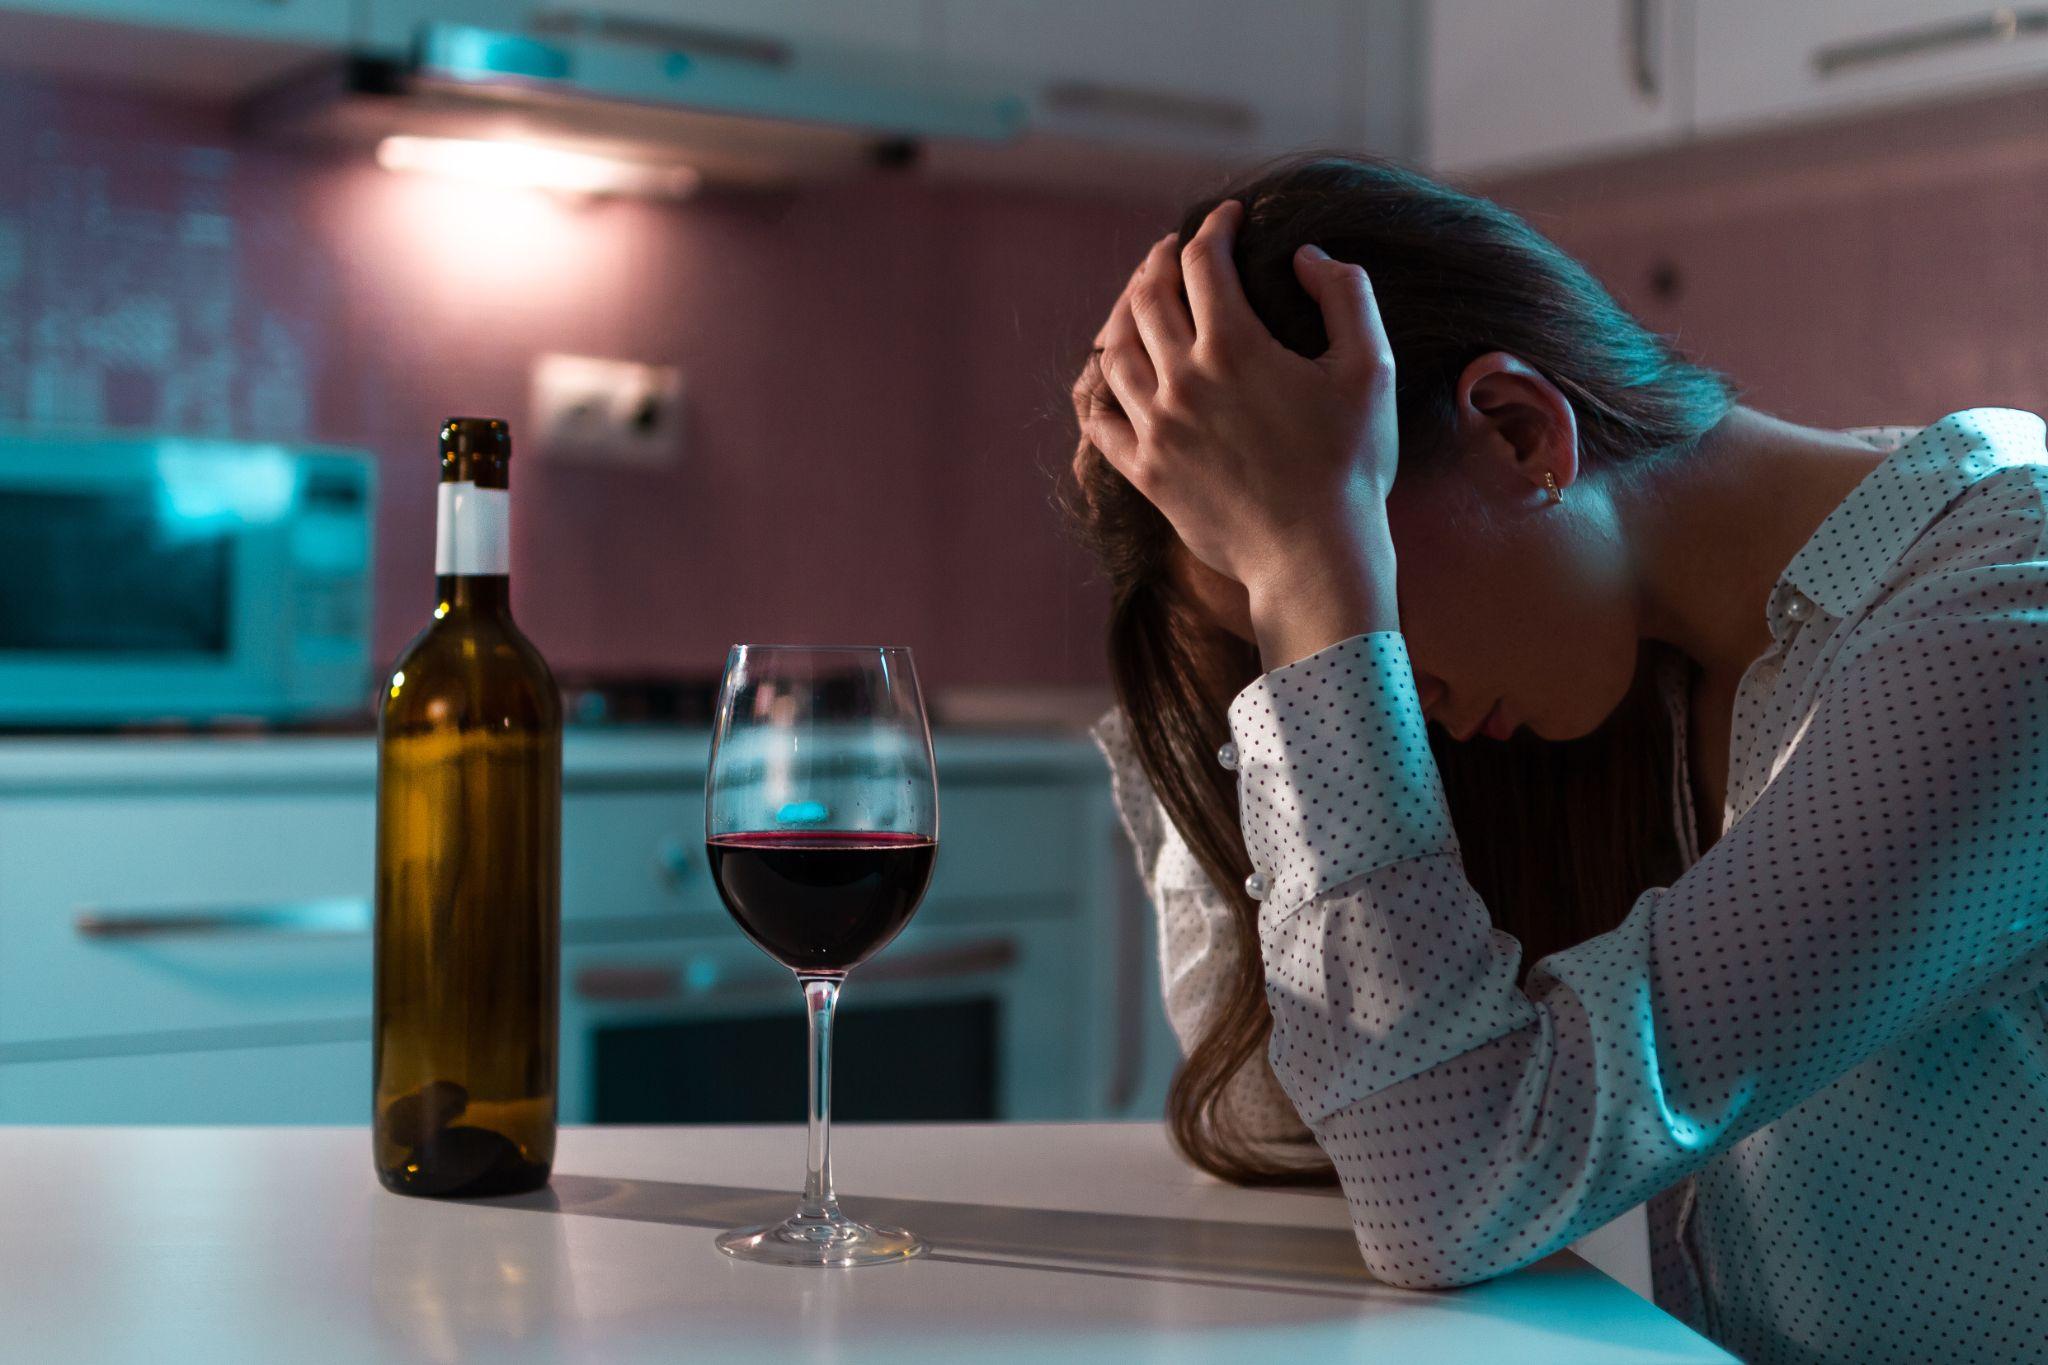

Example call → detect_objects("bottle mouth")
440 416 511 459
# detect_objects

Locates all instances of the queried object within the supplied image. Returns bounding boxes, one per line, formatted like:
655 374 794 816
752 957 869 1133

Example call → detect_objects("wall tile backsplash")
0 72 1162 692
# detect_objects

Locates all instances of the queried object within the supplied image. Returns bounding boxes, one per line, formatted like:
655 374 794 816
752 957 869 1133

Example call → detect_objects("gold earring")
1543 472 1564 505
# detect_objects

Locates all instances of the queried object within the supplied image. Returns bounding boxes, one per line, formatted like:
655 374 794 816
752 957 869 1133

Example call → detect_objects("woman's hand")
1077 200 1403 669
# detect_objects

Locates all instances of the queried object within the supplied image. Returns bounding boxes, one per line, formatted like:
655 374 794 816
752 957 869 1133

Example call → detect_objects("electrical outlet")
529 352 684 467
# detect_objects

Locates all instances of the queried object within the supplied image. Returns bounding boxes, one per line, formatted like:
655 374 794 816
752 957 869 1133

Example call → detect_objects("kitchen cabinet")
1424 0 1694 176
0 0 352 45
1694 2 2048 134
0 789 375 1048
933 0 1359 161
0 0 357 96
0 731 1157 1127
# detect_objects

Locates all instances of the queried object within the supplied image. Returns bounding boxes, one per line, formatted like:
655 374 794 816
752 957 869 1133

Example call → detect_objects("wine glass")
704 644 938 1267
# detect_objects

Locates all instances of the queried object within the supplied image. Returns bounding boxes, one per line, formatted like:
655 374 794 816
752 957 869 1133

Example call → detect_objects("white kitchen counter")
0 1122 1733 1363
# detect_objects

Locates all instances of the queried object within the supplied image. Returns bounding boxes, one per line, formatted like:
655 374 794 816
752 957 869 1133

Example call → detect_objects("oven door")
558 917 1086 1124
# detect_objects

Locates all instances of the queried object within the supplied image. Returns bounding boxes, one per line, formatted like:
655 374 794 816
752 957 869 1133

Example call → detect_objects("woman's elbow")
1351 1223 1535 1291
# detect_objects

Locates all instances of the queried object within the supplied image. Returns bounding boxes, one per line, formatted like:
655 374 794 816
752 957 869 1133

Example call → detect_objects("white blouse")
1094 408 2048 1364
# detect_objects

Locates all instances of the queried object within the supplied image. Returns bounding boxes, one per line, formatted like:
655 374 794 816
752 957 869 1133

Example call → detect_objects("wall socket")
529 352 684 468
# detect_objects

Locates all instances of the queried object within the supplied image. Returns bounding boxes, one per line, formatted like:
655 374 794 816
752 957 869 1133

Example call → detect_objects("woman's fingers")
1129 235 1194 371
1091 258 1142 350
1293 244 1394 378
1180 199 1258 348
1072 348 1139 458
1095 287 1157 425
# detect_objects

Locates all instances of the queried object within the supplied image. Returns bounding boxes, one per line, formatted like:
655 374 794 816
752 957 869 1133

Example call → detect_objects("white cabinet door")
0 791 374 1046
1425 0 1693 176
364 0 927 62
0 0 353 44
936 0 1353 158
1695 2 2048 134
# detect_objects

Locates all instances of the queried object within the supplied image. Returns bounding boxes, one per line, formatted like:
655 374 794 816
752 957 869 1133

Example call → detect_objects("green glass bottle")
373 417 561 1198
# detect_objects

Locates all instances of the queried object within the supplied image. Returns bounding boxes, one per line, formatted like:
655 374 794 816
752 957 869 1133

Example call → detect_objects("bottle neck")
434 476 513 617
435 574 512 618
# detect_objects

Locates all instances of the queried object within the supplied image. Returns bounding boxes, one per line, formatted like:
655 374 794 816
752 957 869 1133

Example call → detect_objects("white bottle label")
434 482 512 575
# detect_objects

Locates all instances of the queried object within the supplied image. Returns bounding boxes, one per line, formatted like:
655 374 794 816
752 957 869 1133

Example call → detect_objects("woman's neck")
1624 405 1891 685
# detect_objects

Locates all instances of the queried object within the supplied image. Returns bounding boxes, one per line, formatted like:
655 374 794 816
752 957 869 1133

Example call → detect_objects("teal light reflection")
775 800 829 827
154 444 296 536
1638 979 1752 1151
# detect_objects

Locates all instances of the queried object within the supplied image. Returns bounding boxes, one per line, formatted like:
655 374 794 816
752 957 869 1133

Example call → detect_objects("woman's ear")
1452 352 1581 498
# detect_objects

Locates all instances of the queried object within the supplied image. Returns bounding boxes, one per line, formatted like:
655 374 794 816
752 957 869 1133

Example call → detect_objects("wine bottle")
373 417 561 1198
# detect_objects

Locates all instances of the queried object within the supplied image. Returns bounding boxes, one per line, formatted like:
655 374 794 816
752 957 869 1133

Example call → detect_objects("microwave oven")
0 431 376 726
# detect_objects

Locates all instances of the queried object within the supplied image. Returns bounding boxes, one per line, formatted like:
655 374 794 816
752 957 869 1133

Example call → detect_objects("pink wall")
0 72 1168 692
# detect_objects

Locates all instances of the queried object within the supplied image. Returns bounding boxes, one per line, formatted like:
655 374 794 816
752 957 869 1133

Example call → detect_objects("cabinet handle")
525 9 791 67
1040 81 1257 136
656 837 694 891
74 897 372 940
1813 8 2048 78
857 936 1017 985
1625 0 1661 101
574 964 683 1001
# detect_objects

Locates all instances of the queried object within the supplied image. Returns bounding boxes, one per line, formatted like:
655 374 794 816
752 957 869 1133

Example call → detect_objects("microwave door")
0 440 306 725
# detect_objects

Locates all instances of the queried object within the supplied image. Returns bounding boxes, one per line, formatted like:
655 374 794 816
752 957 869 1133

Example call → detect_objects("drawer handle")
1812 8 2048 78
1040 80 1257 135
656 837 694 891
74 897 372 940
1624 0 1661 101
574 964 683 1001
859 936 1017 985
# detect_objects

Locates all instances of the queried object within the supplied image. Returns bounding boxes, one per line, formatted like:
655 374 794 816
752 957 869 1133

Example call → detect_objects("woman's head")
1074 154 1735 743
1065 153 1721 1183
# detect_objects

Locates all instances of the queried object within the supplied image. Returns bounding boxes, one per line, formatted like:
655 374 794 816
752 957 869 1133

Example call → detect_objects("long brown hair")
1063 155 1732 1185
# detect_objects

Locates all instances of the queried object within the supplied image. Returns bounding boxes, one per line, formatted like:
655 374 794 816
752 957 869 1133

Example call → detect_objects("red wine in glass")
706 830 935 974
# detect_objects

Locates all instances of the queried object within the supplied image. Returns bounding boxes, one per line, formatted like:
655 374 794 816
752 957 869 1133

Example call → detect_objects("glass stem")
797 974 842 1220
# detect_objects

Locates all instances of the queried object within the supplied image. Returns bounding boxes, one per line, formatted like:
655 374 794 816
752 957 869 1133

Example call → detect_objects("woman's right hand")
1074 205 1403 668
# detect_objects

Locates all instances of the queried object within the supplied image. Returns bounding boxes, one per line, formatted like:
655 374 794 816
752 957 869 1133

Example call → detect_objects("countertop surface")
0 1122 1733 1363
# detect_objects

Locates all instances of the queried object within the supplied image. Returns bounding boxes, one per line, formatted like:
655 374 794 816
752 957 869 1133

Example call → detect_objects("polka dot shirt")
1094 408 2048 1364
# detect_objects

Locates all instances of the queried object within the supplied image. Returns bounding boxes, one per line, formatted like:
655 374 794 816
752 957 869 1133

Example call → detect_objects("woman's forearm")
1230 590 2048 1287
1244 513 1401 672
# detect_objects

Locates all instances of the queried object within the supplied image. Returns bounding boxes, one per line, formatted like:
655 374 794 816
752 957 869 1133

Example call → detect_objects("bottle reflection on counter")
373 417 562 1198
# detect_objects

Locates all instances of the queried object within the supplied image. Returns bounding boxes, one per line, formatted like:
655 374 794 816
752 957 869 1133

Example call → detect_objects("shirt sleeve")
1091 708 1314 1145
1228 540 2048 1288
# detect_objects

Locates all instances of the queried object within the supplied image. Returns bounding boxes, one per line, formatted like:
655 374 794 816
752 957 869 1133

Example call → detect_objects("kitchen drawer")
928 782 1088 912
0 792 374 1046
562 789 719 928
0 1035 369 1123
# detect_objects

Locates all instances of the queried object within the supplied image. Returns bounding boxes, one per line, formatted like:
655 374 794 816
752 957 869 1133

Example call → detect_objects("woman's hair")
1063 154 1735 1185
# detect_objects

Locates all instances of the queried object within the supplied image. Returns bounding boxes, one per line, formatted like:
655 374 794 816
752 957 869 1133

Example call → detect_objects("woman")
1065 155 2048 1365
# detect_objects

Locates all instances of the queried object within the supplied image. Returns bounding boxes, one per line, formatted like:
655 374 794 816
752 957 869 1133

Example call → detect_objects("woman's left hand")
1078 199 1403 666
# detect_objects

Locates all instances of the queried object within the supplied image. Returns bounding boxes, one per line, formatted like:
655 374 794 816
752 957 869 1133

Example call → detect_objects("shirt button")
1216 741 1239 772
1243 870 1271 900
1784 591 1814 622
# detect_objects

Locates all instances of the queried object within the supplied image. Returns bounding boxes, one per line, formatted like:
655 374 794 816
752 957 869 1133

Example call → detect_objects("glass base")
716 1206 927 1267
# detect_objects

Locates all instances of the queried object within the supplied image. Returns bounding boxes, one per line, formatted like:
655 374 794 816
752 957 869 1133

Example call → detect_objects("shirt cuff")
1224 631 1457 916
